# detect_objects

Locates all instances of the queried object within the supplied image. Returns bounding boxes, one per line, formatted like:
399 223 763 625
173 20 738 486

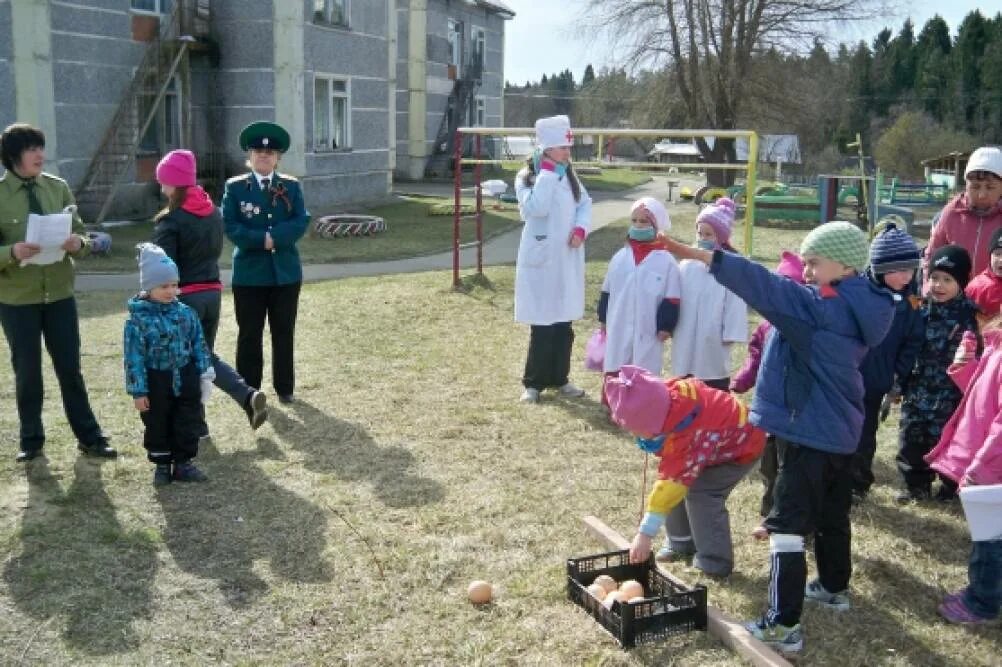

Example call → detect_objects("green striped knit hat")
799 221 869 272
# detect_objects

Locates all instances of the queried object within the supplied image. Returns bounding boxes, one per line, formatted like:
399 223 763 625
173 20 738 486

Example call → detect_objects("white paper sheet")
22 209 73 266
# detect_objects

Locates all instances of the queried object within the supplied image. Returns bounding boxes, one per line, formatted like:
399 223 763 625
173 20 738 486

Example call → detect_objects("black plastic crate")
567 548 708 648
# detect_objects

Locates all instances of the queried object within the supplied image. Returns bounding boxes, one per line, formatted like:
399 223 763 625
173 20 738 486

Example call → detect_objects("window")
472 27 486 68
131 0 173 13
469 96 486 127
314 0 348 27
138 76 181 154
314 76 350 152
448 19 463 67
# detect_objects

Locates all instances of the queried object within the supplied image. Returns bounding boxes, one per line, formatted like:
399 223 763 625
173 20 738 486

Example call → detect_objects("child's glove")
199 368 216 404
954 330 978 365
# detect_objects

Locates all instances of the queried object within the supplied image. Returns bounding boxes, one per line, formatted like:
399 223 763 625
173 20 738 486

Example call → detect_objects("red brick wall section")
132 14 160 42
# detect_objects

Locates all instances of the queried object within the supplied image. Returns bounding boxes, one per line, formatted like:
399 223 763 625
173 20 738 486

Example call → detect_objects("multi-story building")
0 0 512 221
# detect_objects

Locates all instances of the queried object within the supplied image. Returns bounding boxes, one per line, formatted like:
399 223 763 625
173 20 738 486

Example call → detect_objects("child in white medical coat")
597 197 681 391
670 197 749 391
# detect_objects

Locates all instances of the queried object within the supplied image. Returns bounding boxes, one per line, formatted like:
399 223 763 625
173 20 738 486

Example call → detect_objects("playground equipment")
877 175 951 205
313 214 386 238
449 127 762 288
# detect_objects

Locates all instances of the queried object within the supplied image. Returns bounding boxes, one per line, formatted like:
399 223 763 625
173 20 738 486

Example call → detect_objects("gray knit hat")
137 243 178 292
800 221 869 272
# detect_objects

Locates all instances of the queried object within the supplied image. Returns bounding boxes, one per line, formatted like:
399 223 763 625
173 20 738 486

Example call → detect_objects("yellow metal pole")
745 132 759 256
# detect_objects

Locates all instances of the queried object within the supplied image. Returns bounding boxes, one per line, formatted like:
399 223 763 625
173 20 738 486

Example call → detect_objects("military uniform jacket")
221 173 310 287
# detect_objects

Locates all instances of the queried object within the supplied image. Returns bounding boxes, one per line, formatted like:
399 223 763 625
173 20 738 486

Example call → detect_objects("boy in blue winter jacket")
850 223 925 500
124 243 214 486
664 222 895 654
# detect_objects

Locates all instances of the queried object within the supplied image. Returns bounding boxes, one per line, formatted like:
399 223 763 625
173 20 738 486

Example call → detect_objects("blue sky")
502 0 997 86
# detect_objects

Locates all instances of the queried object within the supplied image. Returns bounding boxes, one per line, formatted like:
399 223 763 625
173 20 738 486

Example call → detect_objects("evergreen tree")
582 64 596 86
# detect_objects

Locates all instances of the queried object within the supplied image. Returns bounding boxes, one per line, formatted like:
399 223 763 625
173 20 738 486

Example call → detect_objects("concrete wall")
0 1 15 135
395 0 508 178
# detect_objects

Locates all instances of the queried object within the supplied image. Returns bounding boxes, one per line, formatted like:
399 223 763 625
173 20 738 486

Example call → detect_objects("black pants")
897 408 953 491
758 435 778 517
0 298 104 452
522 322 574 390
764 439 854 627
232 283 301 397
181 290 254 406
141 364 205 464
850 393 884 495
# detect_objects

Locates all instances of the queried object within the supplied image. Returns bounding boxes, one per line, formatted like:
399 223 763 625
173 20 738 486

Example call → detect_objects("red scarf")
628 238 667 265
181 185 216 217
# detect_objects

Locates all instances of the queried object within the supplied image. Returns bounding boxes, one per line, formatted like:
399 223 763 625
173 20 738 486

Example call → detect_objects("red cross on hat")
565 129 574 143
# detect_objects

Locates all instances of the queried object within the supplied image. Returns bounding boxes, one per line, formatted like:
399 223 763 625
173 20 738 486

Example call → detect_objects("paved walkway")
76 176 691 292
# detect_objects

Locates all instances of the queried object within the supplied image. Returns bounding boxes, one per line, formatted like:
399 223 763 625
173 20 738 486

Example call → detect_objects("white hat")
965 146 1002 179
630 196 671 232
534 115 574 150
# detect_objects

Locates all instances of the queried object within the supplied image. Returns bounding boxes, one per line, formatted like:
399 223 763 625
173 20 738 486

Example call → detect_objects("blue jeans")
963 539 1002 619
180 290 255 404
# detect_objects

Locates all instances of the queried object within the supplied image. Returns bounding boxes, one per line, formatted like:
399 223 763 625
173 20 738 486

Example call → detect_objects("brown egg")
593 574 618 594
618 580 644 600
467 580 493 604
586 583 607 601
602 590 624 609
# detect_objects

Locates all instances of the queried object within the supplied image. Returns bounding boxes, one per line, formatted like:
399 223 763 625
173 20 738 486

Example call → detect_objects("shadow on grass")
4 459 156 656
155 437 332 608
268 400 445 509
843 556 1002 666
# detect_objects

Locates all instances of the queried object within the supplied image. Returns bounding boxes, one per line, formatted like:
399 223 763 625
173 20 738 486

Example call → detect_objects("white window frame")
472 27 486 68
313 0 349 28
448 19 464 68
130 0 172 15
470 95 486 127
313 74 352 153
138 75 181 155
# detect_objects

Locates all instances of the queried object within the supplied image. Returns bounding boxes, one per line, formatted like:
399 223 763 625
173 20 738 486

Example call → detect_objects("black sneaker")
77 439 118 458
15 448 43 463
244 390 268 430
173 462 208 482
153 464 173 487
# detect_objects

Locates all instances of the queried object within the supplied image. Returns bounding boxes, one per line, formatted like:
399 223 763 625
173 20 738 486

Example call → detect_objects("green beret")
239 121 290 152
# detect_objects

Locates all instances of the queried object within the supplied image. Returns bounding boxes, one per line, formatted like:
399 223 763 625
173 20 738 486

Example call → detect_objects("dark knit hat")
990 227 1002 256
929 244 973 289
868 223 921 274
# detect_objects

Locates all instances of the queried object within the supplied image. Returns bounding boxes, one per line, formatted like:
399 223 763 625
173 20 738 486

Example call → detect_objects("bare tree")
584 0 889 185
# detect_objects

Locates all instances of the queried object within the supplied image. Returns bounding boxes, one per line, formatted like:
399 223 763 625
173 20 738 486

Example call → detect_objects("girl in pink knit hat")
605 365 765 577
152 150 269 437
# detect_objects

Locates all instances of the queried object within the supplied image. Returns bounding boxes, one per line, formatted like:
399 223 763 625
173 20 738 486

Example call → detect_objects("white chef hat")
630 196 671 232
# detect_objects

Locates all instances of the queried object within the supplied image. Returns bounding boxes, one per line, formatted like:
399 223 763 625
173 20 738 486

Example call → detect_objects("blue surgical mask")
629 226 657 242
636 434 667 454
696 239 717 251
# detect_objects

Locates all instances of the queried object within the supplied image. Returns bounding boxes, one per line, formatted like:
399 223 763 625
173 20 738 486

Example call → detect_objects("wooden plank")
583 515 793 667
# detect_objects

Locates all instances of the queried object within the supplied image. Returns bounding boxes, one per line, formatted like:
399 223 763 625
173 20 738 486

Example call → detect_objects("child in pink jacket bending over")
925 318 1002 624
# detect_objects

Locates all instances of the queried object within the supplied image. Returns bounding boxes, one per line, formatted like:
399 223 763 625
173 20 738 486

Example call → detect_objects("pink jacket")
926 194 1002 278
731 320 770 393
925 328 1002 486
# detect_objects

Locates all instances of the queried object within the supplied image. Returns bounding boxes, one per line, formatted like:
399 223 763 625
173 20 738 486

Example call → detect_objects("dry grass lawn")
0 220 998 665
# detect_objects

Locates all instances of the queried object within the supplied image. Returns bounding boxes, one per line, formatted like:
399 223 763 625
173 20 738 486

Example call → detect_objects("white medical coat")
513 168 591 325
670 258 749 379
602 245 682 374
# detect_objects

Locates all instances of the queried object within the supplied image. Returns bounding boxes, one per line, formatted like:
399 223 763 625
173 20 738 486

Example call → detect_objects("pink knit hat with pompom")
776 251 805 284
155 149 197 188
605 365 671 436
696 197 737 245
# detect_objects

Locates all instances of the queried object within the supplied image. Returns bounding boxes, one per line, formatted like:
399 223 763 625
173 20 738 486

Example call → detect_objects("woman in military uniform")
221 122 310 404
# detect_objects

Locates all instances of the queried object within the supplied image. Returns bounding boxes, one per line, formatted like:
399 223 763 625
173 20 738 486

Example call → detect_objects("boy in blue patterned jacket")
664 222 895 654
125 243 213 486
